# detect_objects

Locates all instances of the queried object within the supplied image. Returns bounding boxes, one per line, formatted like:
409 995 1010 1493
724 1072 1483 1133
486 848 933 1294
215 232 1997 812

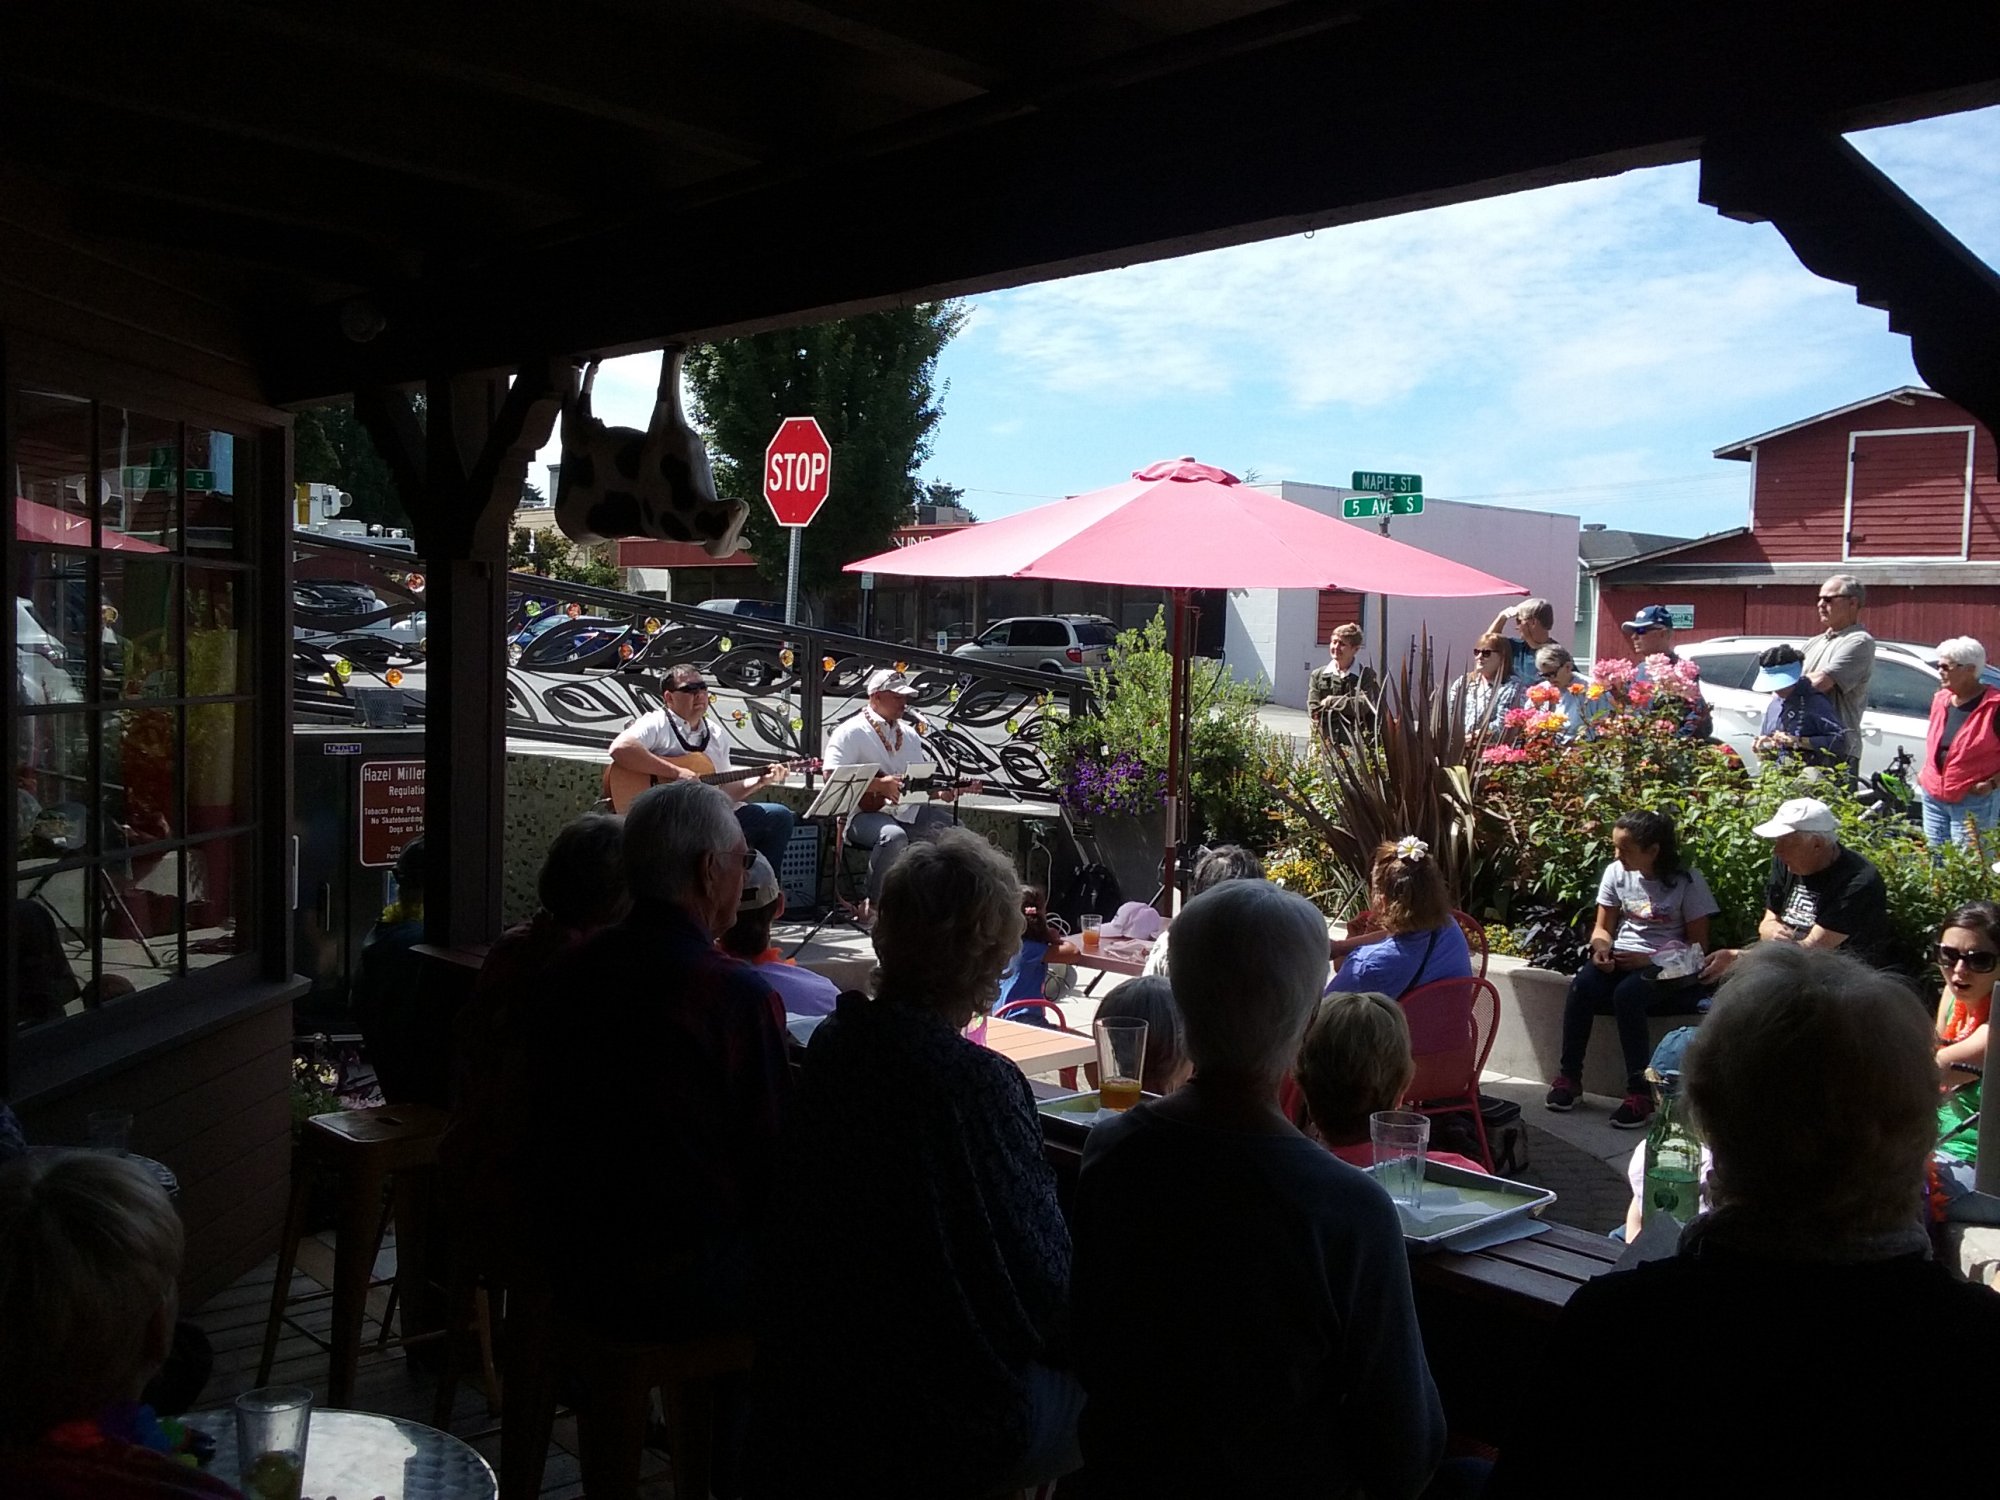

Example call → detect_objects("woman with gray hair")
0 1151 237 1496
752 828 1079 1499
1072 880 1445 1497
1917 635 2000 849
1490 945 2000 1496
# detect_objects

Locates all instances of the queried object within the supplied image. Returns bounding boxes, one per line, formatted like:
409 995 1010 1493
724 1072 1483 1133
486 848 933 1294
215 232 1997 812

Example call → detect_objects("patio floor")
188 1232 682 1499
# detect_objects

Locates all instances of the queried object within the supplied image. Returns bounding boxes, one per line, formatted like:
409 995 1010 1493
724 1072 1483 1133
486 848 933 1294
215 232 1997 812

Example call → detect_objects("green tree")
293 400 411 529
506 526 620 589
919 479 975 521
683 304 967 595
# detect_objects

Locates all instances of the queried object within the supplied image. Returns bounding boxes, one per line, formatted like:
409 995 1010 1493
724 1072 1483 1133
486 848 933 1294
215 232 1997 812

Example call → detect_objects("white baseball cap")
738 852 783 910
865 668 919 697
1753 797 1837 838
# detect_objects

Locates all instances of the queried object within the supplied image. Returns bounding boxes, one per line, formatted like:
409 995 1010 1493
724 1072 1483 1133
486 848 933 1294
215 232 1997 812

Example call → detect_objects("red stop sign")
763 416 833 527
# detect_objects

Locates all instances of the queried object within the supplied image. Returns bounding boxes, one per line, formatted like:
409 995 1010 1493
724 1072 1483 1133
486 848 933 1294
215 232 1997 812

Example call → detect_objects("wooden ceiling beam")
261 0 2000 402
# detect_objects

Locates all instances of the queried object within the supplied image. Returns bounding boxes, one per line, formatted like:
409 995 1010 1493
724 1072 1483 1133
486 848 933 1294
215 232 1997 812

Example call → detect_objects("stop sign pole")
763 417 834 625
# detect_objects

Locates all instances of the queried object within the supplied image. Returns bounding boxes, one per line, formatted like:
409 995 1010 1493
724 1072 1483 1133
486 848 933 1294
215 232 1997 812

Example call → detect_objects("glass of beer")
1079 913 1103 951
1094 1017 1147 1111
235 1386 311 1500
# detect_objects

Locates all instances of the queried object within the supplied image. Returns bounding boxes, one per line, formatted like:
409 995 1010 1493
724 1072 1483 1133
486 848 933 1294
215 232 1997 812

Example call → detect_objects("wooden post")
355 361 563 948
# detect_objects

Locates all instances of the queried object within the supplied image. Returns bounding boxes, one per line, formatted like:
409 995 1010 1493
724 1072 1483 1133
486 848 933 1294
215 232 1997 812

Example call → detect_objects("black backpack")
1057 862 1123 931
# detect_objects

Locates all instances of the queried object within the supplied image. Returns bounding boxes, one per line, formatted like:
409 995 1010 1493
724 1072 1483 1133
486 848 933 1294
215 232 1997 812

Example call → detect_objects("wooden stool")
499 1288 753 1500
257 1103 451 1405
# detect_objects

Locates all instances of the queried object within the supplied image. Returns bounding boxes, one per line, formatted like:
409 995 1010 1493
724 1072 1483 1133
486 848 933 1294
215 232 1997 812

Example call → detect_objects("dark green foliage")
682 305 966 593
292 400 411 530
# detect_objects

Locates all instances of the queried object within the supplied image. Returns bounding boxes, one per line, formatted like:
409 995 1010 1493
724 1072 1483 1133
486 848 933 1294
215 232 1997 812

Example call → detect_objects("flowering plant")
1056 748 1167 819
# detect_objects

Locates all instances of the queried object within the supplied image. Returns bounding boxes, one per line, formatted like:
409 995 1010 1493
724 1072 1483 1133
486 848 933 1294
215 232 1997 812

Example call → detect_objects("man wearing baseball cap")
824 669 981 915
718 853 840 1016
1620 604 1713 740
1699 797 1892 981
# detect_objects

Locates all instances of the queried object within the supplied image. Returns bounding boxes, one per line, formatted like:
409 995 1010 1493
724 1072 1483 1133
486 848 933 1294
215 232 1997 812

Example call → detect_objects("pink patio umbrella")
846 457 1528 904
15 496 170 552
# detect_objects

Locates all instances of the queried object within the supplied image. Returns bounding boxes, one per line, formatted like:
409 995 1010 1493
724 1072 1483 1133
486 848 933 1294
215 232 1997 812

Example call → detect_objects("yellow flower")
1586 683 1607 700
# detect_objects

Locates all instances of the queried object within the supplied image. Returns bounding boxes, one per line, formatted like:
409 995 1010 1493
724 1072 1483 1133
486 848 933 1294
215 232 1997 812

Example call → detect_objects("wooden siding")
1848 428 1971 557
1595 583 2000 660
1742 394 2000 561
16 996 294 1307
1316 589 1364 643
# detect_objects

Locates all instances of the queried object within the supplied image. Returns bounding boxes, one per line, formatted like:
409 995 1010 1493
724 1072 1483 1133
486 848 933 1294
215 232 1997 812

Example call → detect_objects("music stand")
786 765 880 954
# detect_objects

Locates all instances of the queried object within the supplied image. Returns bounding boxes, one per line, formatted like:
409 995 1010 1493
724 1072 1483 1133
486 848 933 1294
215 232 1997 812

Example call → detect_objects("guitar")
858 768 985 814
603 753 819 813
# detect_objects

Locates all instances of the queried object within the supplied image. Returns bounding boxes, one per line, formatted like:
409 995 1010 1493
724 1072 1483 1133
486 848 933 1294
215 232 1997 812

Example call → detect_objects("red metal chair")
1452 909 1490 981
1400 975 1502 1172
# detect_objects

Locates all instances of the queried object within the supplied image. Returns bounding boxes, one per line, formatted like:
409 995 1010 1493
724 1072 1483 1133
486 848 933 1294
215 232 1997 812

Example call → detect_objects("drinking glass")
1079 913 1103 951
234 1386 312 1500
1370 1110 1430 1209
1094 1017 1147 1111
86 1110 133 1156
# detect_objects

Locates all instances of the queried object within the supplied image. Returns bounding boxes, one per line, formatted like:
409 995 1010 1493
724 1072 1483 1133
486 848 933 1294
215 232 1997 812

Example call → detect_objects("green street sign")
1352 470 1423 494
119 465 216 492
1341 493 1425 519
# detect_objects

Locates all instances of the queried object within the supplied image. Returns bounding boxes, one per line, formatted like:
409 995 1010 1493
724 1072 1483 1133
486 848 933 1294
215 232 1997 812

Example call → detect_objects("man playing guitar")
824 669 981 917
608 663 796 875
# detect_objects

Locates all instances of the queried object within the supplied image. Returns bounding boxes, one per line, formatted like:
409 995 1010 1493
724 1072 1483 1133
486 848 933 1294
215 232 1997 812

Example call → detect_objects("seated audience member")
13 896 80 1026
718 853 839 1017
1141 844 1264 978
1091 976 1192 1096
1700 797 1893 980
1296 991 1487 1174
540 781 791 1342
1490 945 2000 1497
0 1151 239 1499
751 829 1077 1500
1328 837 1472 997
1546 810 1718 1130
1918 636 2000 850
1749 644 1847 768
1001 884 1083 1017
1072 881 1446 1497
1930 901 1998 1208
456 811 627 1088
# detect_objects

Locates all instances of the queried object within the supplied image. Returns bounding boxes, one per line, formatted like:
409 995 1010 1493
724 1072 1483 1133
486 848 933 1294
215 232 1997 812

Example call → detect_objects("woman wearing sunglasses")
1458 632 1524 738
1932 901 2000 1206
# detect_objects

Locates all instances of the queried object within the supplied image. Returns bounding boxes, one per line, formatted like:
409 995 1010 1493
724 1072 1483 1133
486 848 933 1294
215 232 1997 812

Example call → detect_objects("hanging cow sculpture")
554 344 748 557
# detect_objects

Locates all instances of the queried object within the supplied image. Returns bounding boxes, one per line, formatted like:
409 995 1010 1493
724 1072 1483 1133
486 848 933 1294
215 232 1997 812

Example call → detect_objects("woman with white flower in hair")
1328 837 1473 998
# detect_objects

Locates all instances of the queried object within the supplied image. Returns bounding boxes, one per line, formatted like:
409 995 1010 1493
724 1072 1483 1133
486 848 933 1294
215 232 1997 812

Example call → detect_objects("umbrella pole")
1161 589 1188 914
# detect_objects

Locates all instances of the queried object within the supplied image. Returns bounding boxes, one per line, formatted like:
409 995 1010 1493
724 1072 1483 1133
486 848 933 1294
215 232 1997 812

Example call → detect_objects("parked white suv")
1675 635 2000 781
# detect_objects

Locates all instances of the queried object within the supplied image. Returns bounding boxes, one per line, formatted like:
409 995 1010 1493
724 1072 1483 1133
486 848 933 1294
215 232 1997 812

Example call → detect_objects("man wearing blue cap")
1749 644 1847 768
1620 604 1712 739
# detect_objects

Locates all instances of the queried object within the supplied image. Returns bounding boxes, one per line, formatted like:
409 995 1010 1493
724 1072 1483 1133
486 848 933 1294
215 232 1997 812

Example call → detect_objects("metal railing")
292 533 1091 802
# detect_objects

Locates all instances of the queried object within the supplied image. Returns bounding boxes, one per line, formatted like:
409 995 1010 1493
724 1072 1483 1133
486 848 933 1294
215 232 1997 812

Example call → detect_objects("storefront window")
11 386 263 1035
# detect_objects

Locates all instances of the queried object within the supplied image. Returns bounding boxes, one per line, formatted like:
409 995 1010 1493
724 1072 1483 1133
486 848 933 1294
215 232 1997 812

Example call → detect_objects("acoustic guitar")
858 767 984 814
603 752 817 813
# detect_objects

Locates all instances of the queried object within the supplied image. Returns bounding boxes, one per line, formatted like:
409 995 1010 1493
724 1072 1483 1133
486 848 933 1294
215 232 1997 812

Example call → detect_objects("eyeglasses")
1815 594 1850 605
724 846 756 871
1936 944 2000 974
670 681 711 695
1473 649 1498 658
1538 669 1561 679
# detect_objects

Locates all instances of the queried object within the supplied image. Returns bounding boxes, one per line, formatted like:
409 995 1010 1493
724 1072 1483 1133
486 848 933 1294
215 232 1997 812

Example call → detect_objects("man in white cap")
1700 797 1891 980
718 853 841 1016
824 669 979 911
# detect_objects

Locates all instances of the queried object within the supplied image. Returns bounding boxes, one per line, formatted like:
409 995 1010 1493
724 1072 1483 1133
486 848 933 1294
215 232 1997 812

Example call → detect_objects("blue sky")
543 104 2000 543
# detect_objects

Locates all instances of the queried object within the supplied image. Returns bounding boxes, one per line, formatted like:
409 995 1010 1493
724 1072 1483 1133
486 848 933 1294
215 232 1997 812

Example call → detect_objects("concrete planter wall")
1483 953 1696 1095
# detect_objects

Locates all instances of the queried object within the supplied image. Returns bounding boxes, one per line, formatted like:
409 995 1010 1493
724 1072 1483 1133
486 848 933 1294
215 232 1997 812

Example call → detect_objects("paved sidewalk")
1482 1073 1638 1234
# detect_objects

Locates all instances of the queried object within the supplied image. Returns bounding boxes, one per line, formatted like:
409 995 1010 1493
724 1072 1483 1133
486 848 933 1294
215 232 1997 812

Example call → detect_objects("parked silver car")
1676 634 2000 780
952 614 1116 676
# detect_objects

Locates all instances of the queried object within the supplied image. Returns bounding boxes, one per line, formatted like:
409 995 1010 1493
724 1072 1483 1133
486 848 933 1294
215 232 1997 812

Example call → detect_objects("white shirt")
823 708 928 778
622 707 733 771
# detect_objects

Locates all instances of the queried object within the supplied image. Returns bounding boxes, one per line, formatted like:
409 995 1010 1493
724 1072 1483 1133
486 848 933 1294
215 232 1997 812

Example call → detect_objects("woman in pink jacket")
1917 637 2000 850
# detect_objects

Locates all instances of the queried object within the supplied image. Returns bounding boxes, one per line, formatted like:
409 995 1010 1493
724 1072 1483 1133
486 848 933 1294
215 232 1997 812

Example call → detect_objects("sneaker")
1610 1092 1656 1130
1544 1076 1581 1112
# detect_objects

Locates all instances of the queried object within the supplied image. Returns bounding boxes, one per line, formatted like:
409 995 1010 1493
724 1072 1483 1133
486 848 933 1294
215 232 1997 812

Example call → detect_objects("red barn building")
1591 388 2000 659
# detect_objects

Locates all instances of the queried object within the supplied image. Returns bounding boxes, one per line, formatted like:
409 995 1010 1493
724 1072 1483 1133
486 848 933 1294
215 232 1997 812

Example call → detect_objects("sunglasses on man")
1936 944 1999 974
670 680 711 695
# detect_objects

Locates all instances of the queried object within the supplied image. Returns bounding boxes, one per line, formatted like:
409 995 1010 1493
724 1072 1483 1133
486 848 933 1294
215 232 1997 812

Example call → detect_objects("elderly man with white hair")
539 780 791 1347
1071 879 1446 1498
1490 945 2000 1496
1917 635 2000 849
1700 796 1893 982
